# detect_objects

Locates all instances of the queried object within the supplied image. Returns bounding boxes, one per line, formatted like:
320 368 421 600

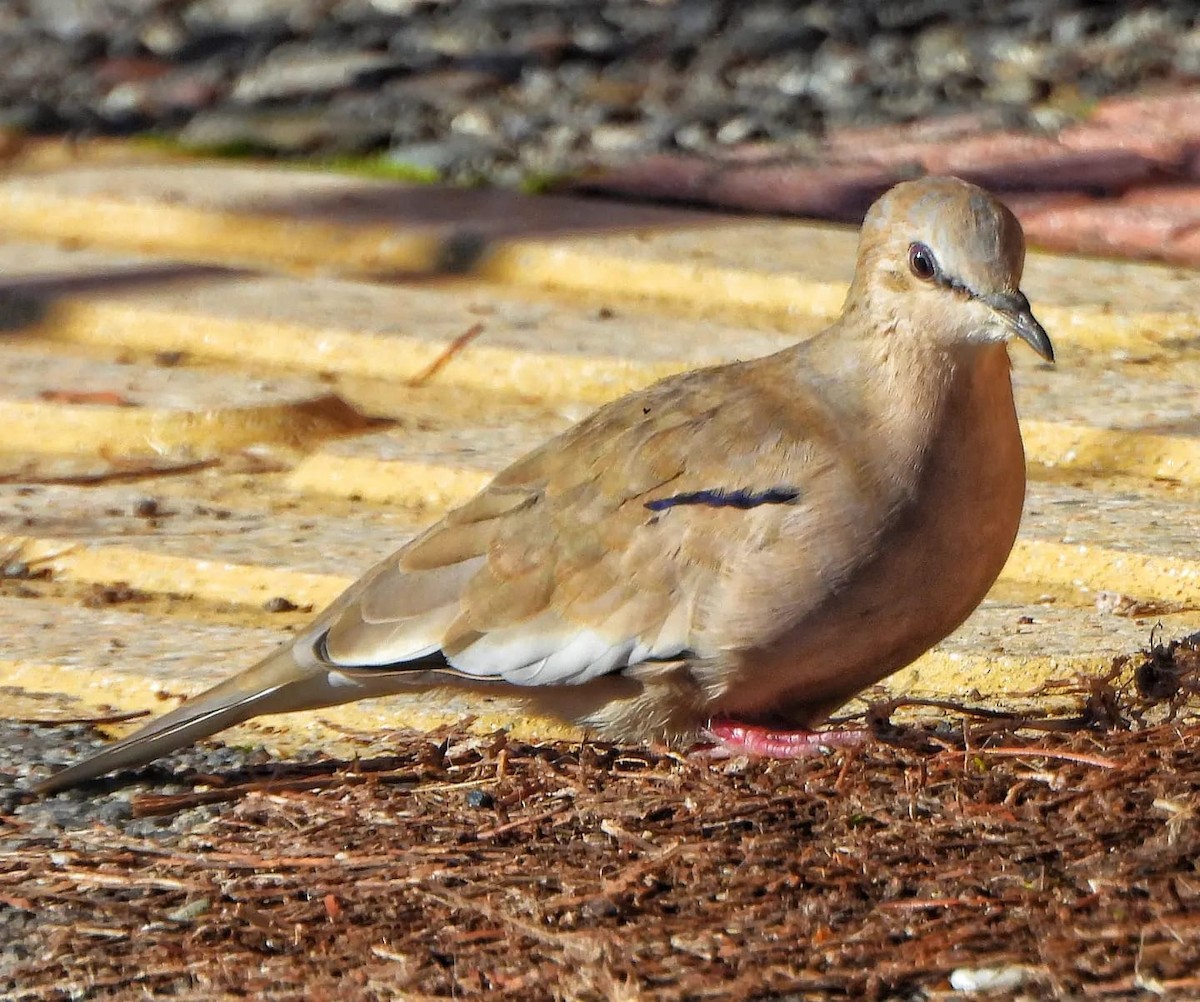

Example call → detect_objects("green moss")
127 134 562 191
519 170 572 195
318 153 443 184
135 132 281 160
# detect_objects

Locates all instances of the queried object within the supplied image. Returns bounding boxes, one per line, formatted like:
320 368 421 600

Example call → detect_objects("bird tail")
33 646 354 795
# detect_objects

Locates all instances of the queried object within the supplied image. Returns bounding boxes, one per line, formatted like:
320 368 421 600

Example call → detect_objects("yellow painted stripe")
0 538 1159 750
36 301 1200 491
3 535 349 611
889 650 1108 700
1 658 580 747
36 299 682 406
287 456 491 509
1005 539 1200 606
0 185 1188 360
1035 306 1198 360
1 645 1114 751
0 189 442 276
487 240 851 323
1022 420 1200 486
0 394 367 456
9 521 1200 617
490 244 1186 359
288 464 1200 607
292 459 1200 594
289 424 1200 507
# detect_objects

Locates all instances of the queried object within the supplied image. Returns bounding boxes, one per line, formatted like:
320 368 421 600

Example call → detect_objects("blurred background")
0 0 1195 188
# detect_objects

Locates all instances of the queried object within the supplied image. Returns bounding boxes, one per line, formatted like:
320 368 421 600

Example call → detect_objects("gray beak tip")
1017 316 1054 364
1022 320 1055 363
986 291 1054 363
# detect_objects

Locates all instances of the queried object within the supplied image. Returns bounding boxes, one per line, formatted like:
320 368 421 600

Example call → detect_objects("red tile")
821 111 1009 163
578 157 905 220
1021 201 1200 260
1056 122 1186 166
574 155 711 203
1000 190 1098 221
580 99 1200 267
919 132 1166 192
1088 89 1200 131
93 57 173 88
690 161 904 220
1120 184 1200 209
828 127 1170 194
1158 226 1200 267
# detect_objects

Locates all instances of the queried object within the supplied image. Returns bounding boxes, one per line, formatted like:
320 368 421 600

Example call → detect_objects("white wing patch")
447 612 690 687
320 550 697 686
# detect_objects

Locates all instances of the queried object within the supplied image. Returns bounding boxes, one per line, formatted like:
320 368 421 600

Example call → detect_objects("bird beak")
983 291 1054 362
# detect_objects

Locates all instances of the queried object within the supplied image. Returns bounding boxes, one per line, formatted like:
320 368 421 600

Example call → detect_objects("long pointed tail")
34 646 355 794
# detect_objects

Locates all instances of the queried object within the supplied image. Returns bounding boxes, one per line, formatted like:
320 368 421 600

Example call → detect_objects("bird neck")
807 307 1015 480
878 332 1015 468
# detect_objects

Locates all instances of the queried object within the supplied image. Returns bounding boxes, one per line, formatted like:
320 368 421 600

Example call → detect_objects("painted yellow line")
10 517 1200 618
290 424 1200 509
288 439 1200 540
3 535 349 611
36 299 683 406
888 649 1108 701
0 182 1190 360
0 536 1154 754
1035 306 1200 361
287 456 491 509
0 393 367 456
3 646 1115 753
490 244 1186 359
1005 539 1200 606
0 188 443 276
289 465 1200 607
487 240 851 323
1022 420 1200 486
2 658 580 749
35 300 1200 491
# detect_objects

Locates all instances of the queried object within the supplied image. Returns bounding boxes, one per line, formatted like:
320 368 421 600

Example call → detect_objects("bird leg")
702 717 867 759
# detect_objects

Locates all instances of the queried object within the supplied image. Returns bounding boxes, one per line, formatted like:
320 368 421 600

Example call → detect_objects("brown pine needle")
407 322 485 387
967 746 1120 769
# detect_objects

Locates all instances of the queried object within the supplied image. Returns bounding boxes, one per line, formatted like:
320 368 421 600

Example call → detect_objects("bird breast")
702 343 1027 720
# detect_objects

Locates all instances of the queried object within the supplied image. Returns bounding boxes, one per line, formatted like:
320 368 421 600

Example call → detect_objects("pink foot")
704 718 868 759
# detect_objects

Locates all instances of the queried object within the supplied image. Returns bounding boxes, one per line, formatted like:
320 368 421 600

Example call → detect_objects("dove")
35 176 1053 794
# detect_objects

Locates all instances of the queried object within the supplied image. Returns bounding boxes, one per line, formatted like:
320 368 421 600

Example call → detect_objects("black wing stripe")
645 487 800 512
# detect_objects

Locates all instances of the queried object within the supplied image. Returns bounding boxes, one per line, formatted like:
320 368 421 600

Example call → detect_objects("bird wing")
315 357 851 688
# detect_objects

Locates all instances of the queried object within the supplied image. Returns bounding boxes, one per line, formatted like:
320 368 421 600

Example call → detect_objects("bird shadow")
0 166 719 336
0 261 249 333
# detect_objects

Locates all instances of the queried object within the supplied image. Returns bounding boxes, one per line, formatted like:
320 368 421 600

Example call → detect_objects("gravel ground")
0 1 1198 186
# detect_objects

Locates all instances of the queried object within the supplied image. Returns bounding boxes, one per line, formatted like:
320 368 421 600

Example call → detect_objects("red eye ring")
908 242 937 281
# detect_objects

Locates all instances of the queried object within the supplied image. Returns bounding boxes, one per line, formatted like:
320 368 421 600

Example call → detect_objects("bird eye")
908 242 938 281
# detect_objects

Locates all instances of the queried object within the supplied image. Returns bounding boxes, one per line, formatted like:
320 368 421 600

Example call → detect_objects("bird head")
850 176 1054 363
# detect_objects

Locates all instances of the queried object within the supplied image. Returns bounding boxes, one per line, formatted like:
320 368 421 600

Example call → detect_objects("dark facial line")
933 270 973 299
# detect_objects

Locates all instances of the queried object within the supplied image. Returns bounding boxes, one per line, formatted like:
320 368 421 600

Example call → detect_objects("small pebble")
949 965 1032 993
0 1 1190 185
167 898 212 923
465 788 494 809
263 596 302 613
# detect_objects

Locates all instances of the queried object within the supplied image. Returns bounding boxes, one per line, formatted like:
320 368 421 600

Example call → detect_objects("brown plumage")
35 176 1053 794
